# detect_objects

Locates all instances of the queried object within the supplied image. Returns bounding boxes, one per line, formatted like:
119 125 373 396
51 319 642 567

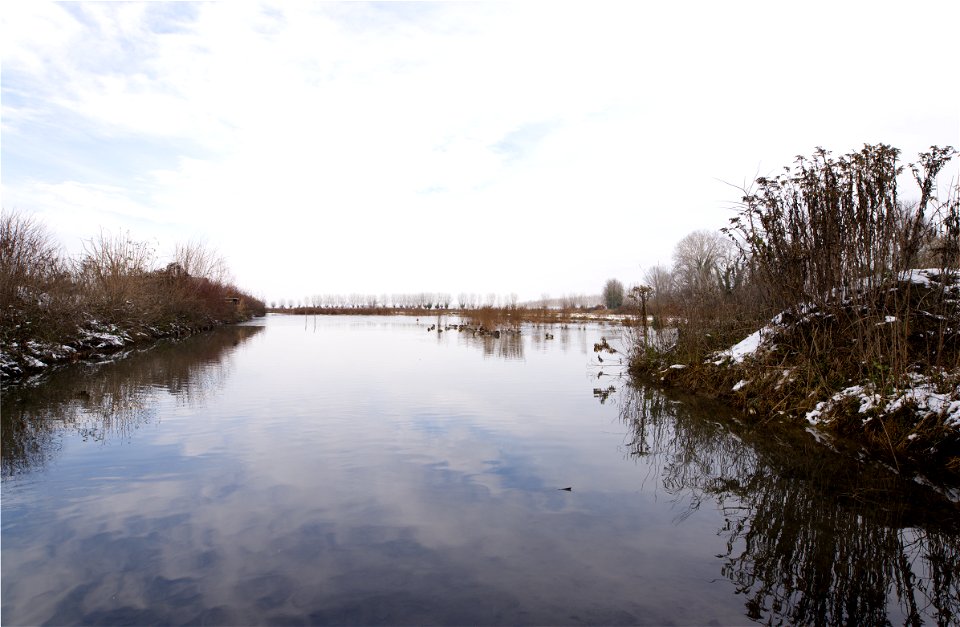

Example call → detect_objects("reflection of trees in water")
457 330 525 360
616 383 960 626
1 325 263 478
452 322 631 362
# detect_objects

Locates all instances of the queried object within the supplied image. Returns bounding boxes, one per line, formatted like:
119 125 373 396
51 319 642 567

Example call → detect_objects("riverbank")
630 269 960 484
1 211 266 382
0 311 262 382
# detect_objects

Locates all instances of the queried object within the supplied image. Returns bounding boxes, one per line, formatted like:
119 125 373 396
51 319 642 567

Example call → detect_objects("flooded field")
2 314 958 625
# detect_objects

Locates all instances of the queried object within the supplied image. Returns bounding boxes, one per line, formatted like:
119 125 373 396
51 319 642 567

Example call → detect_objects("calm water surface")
2 314 958 625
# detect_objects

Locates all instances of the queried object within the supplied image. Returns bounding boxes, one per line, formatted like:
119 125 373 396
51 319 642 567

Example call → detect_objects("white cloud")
3 0 958 301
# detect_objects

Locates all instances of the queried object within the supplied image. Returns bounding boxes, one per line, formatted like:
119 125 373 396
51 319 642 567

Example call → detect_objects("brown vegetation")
0 210 264 379
269 291 611 312
274 302 622 330
727 144 958 378
630 144 960 480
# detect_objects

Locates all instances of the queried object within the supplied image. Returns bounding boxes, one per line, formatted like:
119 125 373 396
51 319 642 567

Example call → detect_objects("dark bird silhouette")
559 487 572 491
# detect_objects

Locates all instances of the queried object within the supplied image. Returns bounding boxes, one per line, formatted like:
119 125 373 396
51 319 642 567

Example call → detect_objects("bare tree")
173 240 230 284
644 265 674 300
672 229 734 295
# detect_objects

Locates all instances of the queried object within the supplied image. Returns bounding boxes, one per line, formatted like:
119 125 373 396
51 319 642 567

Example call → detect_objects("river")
2 314 957 625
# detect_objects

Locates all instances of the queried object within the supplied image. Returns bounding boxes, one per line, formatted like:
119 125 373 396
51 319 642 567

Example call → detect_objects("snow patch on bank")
804 376 960 431
0 318 194 380
712 324 779 365
713 269 959 366
903 268 959 289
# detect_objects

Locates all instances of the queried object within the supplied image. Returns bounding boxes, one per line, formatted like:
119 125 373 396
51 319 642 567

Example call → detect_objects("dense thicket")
630 145 960 477
637 144 959 375
727 144 959 380
0 210 264 351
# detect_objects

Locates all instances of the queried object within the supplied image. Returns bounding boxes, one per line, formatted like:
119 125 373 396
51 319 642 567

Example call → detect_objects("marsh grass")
462 306 525 331
639 145 959 375
725 145 960 380
633 271 960 480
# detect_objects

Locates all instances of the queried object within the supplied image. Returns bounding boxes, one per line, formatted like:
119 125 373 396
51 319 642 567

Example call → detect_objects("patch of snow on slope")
903 268 959 290
804 376 960 430
714 328 766 364
23 355 46 368
889 384 960 427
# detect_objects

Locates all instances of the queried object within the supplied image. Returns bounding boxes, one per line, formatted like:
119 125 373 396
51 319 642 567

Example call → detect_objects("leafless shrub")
920 180 960 271
723 144 959 382
77 230 156 319
173 240 230 284
0 212 263 356
639 230 758 363
0 210 77 341
0 209 64 299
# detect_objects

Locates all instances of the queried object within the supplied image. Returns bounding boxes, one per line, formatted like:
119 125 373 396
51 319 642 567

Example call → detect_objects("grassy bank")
632 269 960 482
628 144 960 483
0 210 264 380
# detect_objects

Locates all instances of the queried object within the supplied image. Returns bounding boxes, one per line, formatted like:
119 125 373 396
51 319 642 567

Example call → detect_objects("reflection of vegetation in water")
456 328 525 360
614 383 960 626
592 385 617 404
1 325 263 478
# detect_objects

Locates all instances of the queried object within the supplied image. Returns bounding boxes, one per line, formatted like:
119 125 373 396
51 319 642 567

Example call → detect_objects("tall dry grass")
725 144 959 384
635 144 959 389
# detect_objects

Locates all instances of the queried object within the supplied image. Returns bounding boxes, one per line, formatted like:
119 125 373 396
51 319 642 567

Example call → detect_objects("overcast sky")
2 1 958 303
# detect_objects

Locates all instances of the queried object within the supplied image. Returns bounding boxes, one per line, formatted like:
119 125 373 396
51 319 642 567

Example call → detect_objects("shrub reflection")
1 325 263 477
615 383 960 626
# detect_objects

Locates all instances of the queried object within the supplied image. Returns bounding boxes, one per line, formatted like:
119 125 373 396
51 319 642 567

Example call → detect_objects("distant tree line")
271 292 604 311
